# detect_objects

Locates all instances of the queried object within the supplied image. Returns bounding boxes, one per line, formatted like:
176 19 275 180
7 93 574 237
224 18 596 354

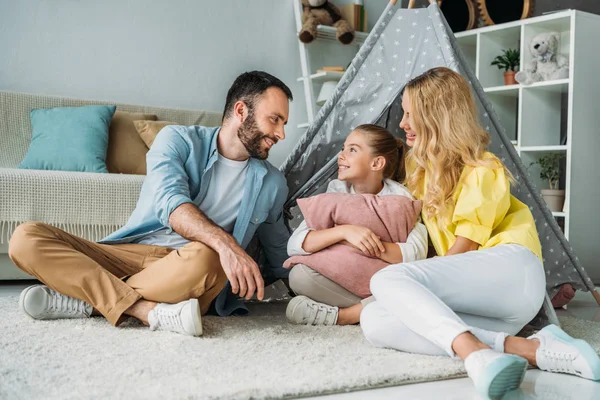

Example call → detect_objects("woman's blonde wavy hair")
403 67 513 226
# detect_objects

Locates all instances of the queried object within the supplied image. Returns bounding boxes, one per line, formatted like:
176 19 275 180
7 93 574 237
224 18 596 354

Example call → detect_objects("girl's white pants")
360 244 546 357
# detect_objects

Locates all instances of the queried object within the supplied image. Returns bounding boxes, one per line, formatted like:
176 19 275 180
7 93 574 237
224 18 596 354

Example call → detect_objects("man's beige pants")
8 222 227 326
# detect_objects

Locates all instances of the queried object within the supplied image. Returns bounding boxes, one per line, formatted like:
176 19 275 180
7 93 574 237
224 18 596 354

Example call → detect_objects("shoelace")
154 308 184 332
542 348 577 373
49 289 89 315
307 302 336 325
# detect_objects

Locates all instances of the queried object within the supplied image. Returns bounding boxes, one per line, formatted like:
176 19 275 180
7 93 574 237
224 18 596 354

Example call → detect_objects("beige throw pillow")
106 111 157 175
134 120 178 149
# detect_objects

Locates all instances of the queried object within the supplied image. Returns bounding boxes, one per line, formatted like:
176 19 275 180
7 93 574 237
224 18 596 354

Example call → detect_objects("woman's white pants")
360 244 546 357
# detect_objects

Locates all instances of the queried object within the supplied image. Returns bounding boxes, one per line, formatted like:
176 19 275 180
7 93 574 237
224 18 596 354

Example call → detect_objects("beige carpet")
1 296 599 400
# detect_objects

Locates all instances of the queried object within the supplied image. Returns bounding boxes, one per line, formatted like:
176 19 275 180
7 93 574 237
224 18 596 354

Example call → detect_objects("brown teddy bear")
299 0 355 45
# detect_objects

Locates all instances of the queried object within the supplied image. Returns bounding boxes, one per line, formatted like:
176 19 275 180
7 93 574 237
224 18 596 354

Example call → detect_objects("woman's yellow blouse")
417 154 542 260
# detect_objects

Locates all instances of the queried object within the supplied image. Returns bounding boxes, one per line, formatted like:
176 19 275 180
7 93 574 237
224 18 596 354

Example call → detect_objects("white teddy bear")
515 32 569 85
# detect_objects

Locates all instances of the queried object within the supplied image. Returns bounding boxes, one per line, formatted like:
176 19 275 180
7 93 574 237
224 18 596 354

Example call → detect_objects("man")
9 71 293 336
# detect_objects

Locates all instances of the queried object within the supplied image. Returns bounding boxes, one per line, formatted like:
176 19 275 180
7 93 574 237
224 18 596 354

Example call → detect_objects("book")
338 4 368 32
319 66 345 72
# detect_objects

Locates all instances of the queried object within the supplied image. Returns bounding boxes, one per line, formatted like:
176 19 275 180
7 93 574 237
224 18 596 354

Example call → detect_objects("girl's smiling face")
338 130 375 182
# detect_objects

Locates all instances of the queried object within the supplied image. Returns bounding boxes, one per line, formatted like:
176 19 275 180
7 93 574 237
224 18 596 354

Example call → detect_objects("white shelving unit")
456 10 600 282
293 0 367 130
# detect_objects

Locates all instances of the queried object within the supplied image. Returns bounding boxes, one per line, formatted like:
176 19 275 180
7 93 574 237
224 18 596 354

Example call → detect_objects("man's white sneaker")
19 284 92 320
286 295 338 326
464 349 528 400
147 298 203 336
529 324 600 380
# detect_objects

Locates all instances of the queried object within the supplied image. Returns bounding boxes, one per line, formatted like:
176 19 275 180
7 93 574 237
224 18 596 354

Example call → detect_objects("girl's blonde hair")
355 124 408 182
403 67 512 225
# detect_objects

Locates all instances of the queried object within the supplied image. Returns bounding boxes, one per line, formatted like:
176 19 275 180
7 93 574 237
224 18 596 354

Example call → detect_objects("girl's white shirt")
287 179 429 262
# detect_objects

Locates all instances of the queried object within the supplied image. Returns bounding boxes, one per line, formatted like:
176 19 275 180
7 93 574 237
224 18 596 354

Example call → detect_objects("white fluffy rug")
1 296 599 400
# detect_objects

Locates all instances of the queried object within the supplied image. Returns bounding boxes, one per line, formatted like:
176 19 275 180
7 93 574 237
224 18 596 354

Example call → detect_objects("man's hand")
168 203 265 300
217 239 265 301
341 225 385 258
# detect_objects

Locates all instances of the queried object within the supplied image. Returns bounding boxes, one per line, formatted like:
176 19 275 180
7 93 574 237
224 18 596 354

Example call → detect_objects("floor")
2 281 600 400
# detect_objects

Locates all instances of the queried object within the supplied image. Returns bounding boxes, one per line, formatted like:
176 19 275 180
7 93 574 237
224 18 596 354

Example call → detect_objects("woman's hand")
341 225 385 258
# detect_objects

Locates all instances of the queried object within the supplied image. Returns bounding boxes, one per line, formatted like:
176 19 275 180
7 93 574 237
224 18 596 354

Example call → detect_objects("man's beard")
237 114 275 160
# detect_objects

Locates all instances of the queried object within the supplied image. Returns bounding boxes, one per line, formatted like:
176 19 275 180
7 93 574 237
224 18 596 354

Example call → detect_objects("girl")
286 124 428 326
360 67 600 399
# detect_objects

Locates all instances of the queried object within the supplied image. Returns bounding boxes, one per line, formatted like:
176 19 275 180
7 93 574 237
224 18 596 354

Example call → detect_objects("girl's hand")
341 225 385 258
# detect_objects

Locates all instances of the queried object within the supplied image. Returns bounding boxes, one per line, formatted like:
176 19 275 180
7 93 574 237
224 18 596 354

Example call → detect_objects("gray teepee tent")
280 1 598 326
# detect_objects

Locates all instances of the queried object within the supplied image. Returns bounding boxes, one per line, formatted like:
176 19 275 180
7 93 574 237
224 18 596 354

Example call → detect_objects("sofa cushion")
134 120 177 149
19 105 116 173
106 111 157 175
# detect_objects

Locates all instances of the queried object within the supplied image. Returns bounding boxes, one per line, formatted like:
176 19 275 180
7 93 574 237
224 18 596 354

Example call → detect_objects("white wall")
0 0 389 167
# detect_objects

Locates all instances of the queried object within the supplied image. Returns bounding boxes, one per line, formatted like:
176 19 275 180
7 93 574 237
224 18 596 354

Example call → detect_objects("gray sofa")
0 91 221 279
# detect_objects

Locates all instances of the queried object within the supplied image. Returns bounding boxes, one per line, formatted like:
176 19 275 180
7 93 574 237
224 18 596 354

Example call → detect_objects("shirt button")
254 217 259 222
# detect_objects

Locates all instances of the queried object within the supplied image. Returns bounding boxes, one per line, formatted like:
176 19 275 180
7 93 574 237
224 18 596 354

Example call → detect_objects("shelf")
552 212 567 217
523 79 569 93
315 25 369 46
520 145 568 152
483 80 569 94
297 71 345 83
454 9 573 37
484 85 520 95
298 122 310 129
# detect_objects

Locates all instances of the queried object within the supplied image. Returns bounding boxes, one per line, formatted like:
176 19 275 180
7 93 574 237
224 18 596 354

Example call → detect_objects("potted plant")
529 153 566 212
491 48 520 85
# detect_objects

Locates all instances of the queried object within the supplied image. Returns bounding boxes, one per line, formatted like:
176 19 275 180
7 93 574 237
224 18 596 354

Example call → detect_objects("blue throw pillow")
19 105 117 173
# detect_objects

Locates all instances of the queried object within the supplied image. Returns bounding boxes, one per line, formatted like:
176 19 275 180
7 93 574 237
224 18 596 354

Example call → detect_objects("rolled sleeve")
287 220 314 256
454 221 493 247
452 166 510 245
145 126 194 227
397 221 428 262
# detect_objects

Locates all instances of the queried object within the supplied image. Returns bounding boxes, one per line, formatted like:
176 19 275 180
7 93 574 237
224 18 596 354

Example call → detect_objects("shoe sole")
189 298 203 337
476 355 527 400
18 284 45 320
543 324 600 381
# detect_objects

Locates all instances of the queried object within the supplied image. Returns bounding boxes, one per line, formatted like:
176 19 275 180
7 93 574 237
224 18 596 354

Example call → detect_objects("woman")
360 67 600 399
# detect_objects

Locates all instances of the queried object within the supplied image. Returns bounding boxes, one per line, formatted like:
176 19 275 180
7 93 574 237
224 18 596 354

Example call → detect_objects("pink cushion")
284 193 422 298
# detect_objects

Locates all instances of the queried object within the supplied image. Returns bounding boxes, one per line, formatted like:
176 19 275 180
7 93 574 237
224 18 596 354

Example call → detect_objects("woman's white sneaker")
147 298 203 336
19 284 92 319
529 324 600 380
464 349 528 400
286 295 338 326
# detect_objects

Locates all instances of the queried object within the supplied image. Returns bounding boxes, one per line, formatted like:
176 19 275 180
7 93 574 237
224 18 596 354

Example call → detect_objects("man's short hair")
222 71 293 120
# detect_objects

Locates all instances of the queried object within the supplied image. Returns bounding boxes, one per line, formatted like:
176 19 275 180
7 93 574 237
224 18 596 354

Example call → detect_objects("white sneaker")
19 284 92 320
529 324 600 380
464 349 528 399
286 295 338 326
148 298 202 336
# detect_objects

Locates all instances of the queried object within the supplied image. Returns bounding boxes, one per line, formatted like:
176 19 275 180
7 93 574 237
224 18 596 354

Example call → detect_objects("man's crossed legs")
9 222 227 336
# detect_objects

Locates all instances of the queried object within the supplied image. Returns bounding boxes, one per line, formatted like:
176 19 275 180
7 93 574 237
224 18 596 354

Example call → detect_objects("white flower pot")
541 189 565 212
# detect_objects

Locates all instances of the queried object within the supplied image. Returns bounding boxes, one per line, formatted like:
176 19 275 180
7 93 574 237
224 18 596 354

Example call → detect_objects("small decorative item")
530 153 566 212
515 32 569 85
477 0 534 26
438 0 477 33
299 0 355 45
491 48 520 85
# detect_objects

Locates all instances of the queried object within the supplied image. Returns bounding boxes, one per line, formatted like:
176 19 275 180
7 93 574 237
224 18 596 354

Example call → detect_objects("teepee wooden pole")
592 289 600 307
